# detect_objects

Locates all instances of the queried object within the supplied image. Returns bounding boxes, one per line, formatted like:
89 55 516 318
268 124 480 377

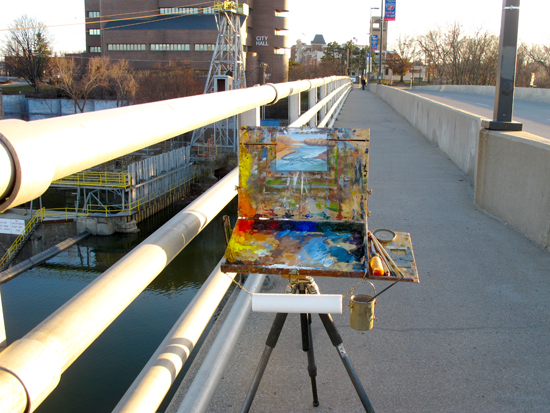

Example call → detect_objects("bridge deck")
167 85 550 412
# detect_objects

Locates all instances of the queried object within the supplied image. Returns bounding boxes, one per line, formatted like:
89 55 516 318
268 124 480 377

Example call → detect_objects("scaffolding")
190 1 248 152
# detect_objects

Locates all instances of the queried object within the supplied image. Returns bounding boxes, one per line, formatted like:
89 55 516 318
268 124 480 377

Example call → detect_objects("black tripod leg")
241 313 288 413
319 313 375 413
301 313 320 407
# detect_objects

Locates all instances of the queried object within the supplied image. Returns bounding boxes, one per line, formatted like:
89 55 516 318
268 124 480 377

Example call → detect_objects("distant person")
361 77 366 90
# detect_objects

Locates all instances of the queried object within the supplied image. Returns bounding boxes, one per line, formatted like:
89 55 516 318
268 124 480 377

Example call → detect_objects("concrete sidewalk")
168 87 550 412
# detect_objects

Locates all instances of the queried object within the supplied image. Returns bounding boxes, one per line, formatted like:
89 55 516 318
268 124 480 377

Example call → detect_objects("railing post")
288 93 301 125
0 289 6 349
319 83 327 121
308 87 318 127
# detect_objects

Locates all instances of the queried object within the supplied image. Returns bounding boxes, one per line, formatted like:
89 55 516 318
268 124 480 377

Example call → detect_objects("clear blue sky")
1 0 548 54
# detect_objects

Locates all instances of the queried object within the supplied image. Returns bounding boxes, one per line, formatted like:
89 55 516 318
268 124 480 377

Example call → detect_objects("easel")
241 276 374 413
221 127 418 412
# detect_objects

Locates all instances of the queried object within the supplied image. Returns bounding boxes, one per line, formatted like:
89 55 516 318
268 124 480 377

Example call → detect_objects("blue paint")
329 246 355 263
299 236 329 263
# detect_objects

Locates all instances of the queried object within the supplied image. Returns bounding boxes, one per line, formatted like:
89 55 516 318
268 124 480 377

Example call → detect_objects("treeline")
50 57 202 112
289 22 550 88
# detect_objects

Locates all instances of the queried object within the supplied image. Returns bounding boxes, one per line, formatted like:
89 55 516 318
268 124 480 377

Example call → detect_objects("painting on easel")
239 127 370 222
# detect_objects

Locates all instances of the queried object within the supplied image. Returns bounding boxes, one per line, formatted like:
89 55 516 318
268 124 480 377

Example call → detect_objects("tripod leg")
319 313 375 413
241 313 288 413
301 313 320 407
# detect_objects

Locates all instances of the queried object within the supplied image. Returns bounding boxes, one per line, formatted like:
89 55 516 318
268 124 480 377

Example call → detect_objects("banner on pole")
371 35 378 51
385 0 396 21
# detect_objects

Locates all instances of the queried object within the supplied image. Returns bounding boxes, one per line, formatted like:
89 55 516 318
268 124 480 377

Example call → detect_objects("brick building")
84 0 290 84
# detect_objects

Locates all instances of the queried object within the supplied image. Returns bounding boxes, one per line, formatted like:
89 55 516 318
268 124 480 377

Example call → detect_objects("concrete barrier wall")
476 130 550 249
412 85 550 104
371 84 481 179
370 84 550 250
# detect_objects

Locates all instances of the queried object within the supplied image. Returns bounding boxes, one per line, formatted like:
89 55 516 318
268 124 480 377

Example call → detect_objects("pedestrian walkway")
168 86 550 412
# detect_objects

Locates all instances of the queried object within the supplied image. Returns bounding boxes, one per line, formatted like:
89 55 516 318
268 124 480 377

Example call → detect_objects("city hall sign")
256 36 269 46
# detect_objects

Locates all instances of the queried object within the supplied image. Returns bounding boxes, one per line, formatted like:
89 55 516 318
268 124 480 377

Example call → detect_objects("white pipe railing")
112 261 238 413
0 75 352 413
0 76 350 213
0 170 238 413
290 82 351 127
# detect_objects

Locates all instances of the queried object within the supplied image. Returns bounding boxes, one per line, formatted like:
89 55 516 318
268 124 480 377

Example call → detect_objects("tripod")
241 277 375 413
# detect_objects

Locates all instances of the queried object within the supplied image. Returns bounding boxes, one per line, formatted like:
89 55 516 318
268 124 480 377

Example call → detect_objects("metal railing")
0 208 44 271
52 171 131 188
0 76 352 413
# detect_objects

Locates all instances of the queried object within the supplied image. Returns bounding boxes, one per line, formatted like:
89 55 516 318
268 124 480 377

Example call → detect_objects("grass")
0 82 58 96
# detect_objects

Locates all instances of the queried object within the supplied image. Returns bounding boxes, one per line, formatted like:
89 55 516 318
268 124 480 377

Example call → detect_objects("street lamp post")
367 6 379 83
378 0 384 84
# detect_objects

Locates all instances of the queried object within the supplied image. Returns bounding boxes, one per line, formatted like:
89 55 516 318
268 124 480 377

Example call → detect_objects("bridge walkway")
167 85 550 412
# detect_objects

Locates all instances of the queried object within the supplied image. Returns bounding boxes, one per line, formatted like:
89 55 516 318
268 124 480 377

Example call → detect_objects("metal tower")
191 1 247 152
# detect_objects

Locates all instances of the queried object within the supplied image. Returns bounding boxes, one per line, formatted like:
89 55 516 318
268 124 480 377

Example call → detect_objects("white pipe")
251 294 343 314
0 76 349 212
113 262 237 413
0 168 238 413
175 273 266 413
289 82 351 127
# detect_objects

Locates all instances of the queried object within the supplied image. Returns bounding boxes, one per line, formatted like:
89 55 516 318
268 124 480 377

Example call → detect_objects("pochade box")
221 126 418 282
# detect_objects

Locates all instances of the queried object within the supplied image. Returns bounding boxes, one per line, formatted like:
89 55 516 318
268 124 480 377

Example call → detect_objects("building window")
88 11 100 18
107 44 146 51
90 46 101 53
194 70 209 77
160 7 198 15
89 29 101 36
274 48 289 55
151 44 190 51
195 44 215 51
203 7 215 14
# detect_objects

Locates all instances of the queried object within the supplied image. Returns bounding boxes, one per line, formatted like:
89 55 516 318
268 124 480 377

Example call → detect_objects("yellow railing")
0 208 45 270
52 171 131 188
44 173 198 219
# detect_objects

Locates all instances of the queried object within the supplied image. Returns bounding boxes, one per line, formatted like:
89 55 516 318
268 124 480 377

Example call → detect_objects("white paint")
252 293 343 314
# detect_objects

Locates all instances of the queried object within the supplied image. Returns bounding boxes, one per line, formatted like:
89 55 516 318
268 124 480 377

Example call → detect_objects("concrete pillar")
239 107 260 127
288 93 301 125
308 88 318 127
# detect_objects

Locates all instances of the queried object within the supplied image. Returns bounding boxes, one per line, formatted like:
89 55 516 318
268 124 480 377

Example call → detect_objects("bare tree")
528 43 550 86
134 62 201 103
387 35 416 82
108 59 137 107
50 56 110 112
417 23 499 86
3 15 52 93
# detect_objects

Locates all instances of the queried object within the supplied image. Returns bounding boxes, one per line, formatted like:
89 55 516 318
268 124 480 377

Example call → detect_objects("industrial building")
83 0 290 84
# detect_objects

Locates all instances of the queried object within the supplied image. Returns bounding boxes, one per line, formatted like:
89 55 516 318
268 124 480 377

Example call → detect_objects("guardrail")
0 76 351 413
0 208 44 271
43 173 198 219
52 171 131 188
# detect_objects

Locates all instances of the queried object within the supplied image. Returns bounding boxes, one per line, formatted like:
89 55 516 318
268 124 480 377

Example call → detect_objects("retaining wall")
370 84 550 250
371 84 481 179
412 85 550 104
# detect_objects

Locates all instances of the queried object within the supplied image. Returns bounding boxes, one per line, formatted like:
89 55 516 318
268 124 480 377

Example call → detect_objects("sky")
0 0 549 54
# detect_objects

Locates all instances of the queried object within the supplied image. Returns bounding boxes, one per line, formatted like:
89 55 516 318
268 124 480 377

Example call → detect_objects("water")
277 144 328 172
1 198 238 412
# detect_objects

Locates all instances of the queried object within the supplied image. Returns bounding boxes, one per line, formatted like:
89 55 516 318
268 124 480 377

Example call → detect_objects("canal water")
1 198 238 412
